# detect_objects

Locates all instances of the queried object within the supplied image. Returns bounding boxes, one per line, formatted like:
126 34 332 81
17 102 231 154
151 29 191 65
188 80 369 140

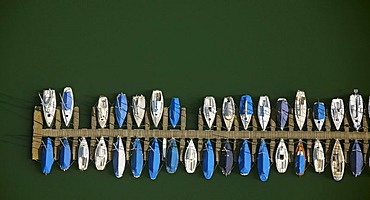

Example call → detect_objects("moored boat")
239 95 253 130
313 139 325 173
95 137 107 170
97 96 109 128
349 89 363 131
203 139 215 179
39 89 56 128
203 96 216 129
295 139 306 176
295 90 307 131
41 137 54 175
169 97 181 128
149 138 161 180
222 97 235 131
166 138 179 174
78 137 89 171
331 98 344 131
113 136 125 178
275 139 288 173
185 139 197 173
258 96 270 131
115 93 128 128
350 139 363 177
258 139 270 182
276 98 289 131
238 139 252 176
132 95 146 128
131 137 144 178
150 90 164 128
162 138 167 161
331 139 345 181
59 137 71 171
220 140 233 176
61 87 74 127
313 102 325 131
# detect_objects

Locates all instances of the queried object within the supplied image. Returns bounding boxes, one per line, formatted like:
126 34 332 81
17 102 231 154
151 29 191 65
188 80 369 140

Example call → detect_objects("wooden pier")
32 106 369 165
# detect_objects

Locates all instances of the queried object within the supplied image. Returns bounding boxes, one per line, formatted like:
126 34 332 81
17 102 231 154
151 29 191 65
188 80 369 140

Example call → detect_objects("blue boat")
41 137 54 175
350 140 363 177
149 138 161 180
59 137 71 171
276 98 289 131
220 140 233 176
203 139 215 179
295 140 306 176
238 139 252 175
257 139 270 181
169 98 181 128
313 102 326 131
131 137 144 178
239 95 253 130
115 93 128 128
166 138 179 174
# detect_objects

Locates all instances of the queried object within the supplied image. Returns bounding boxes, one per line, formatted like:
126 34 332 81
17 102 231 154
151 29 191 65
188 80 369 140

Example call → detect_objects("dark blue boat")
238 139 252 175
203 139 215 179
313 102 326 131
350 140 363 177
295 140 306 176
257 139 270 181
276 98 289 131
169 98 181 128
115 93 128 128
41 137 54 175
149 138 161 180
220 140 233 176
166 138 179 174
239 95 253 130
59 137 71 171
131 137 144 178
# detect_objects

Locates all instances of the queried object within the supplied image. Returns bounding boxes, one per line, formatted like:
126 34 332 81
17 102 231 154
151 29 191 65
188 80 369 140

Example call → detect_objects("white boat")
78 137 89 171
60 87 74 127
257 96 270 131
95 137 107 170
113 136 126 178
150 90 164 128
349 89 363 131
275 139 288 173
97 96 109 128
184 139 197 173
162 138 167 160
203 96 216 129
313 139 325 173
331 98 344 131
222 97 235 131
132 95 146 127
331 139 345 181
295 90 307 131
39 88 56 127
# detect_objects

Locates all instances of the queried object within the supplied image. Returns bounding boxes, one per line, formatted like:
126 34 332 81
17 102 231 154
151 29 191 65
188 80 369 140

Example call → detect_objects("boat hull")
239 95 253 130
238 139 251 175
166 138 179 174
331 139 345 181
258 139 270 182
313 139 325 173
331 98 344 131
41 137 54 175
131 138 144 178
220 140 233 176
222 97 235 131
78 137 89 171
150 90 164 128
349 92 363 131
61 87 74 127
203 96 216 129
275 139 288 173
185 139 197 173
95 137 107 170
203 139 215 179
59 137 71 171
276 98 289 131
313 102 326 131
169 98 181 128
41 89 56 128
295 90 307 131
113 136 126 178
295 140 306 176
350 140 363 177
97 96 109 128
132 95 146 128
115 93 128 128
258 96 271 131
149 138 161 180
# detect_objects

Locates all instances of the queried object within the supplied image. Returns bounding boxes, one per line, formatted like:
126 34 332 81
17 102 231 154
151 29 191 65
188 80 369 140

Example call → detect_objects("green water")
1 0 370 199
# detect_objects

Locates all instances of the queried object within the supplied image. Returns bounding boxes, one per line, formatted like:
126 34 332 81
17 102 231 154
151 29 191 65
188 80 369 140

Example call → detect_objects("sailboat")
350 140 363 177
238 139 252 175
78 137 89 171
295 90 307 131
331 98 344 131
239 95 253 130
150 90 164 128
149 138 161 180
313 102 325 131
222 97 235 131
349 89 363 131
41 137 54 175
115 93 128 128
131 137 144 178
39 89 56 128
60 87 74 127
258 96 270 131
220 140 233 176
59 137 71 171
166 138 179 174
203 96 216 129
331 139 345 181
258 139 270 181
295 139 306 176
113 136 125 178
184 139 197 173
97 96 109 128
169 98 181 128
313 139 325 173
95 137 107 170
203 139 215 179
276 98 289 131
132 95 146 128
275 139 288 173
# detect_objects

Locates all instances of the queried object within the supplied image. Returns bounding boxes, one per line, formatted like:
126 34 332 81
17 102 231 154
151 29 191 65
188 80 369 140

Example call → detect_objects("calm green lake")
0 0 370 199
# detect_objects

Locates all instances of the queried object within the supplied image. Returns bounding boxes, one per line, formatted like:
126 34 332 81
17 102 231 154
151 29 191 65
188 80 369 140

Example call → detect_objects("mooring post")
252 112 258 131
54 137 60 160
324 109 331 131
325 139 331 163
288 139 294 163
198 107 203 130
306 140 312 163
72 137 78 160
234 108 240 131
145 108 150 130
216 108 222 131
109 106 115 129
143 137 149 161
55 107 61 129
215 139 221 163
288 108 294 131
363 140 369 165
269 139 275 163
179 138 186 162
108 137 113 161
307 108 313 131
233 139 239 161
344 139 350 163
197 139 203 161
125 139 131 161
362 111 368 132
91 107 96 129
270 109 276 131
73 106 79 129
126 107 133 130
343 109 350 132
252 139 257 162
162 107 168 130
181 107 186 130
90 138 96 160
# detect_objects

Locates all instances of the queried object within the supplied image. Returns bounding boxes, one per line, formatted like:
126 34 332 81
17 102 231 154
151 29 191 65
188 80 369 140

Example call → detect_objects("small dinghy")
78 137 89 171
166 138 179 174
39 89 56 128
222 97 235 131
60 87 74 127
169 98 181 128
95 137 107 170
349 89 363 131
220 140 233 176
149 138 161 180
331 98 344 131
132 95 146 128
295 90 307 131
203 96 216 129
59 137 71 171
275 139 288 173
150 90 164 128
131 137 144 178
331 139 345 181
97 96 109 128
295 140 306 176
239 95 253 130
258 139 270 181
313 139 325 173
350 140 363 177
276 98 289 131
41 137 54 175
113 136 125 178
313 102 326 131
185 139 197 173
203 139 215 179
115 93 128 128
238 139 252 175
258 96 271 131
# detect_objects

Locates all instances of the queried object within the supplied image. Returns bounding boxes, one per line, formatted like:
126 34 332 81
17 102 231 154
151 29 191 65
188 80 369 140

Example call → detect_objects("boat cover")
131 138 144 178
220 140 233 176
149 138 161 180
313 102 326 121
59 137 71 171
238 139 252 175
169 98 181 128
277 99 289 130
63 91 73 110
350 140 363 177
240 95 253 115
295 150 306 175
166 138 179 173
41 137 54 174
258 139 270 182
115 93 128 128
203 139 215 179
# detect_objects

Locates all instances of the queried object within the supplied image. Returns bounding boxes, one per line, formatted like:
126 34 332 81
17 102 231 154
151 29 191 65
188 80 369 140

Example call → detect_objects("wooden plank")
198 107 203 130
181 107 186 130
162 107 168 130
73 106 79 129
91 107 96 129
216 108 222 131
126 107 133 130
306 139 312 163
55 107 61 129
109 106 115 129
